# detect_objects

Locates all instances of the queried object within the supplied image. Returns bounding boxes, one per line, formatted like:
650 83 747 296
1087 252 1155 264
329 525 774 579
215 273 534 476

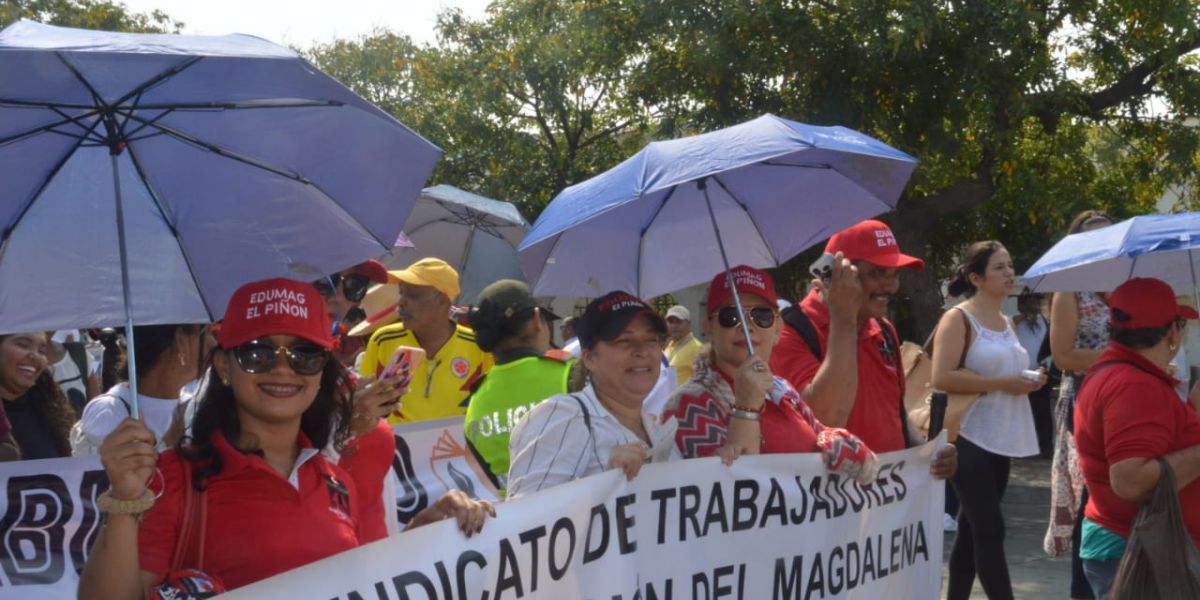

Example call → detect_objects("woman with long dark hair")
932 241 1046 600
0 332 76 459
79 279 493 598
72 324 208 455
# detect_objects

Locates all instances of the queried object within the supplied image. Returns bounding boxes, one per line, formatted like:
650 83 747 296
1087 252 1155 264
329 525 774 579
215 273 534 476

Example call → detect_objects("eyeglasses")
715 306 776 329
314 273 371 303
232 340 330 376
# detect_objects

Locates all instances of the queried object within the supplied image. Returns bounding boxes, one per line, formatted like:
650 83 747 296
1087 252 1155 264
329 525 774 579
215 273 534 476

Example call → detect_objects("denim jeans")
1081 557 1121 600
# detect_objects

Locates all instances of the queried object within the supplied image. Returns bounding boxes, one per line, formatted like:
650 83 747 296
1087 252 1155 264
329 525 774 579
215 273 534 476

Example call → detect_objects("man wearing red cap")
771 219 928 454
1073 277 1200 597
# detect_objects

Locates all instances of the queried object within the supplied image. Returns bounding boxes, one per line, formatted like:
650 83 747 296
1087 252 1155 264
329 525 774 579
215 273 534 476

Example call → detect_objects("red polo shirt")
769 289 906 452
139 422 394 590
1075 343 1200 546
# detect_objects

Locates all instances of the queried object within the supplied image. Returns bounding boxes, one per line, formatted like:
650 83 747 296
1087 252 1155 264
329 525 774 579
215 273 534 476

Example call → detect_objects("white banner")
0 455 104 600
227 439 947 599
388 417 501 532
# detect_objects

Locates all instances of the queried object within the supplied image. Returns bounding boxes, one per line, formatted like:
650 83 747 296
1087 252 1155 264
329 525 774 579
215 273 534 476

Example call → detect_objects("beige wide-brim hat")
347 283 400 337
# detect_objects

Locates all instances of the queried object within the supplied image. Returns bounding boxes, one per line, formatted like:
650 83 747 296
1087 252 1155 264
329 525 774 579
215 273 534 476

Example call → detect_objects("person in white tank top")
931 241 1048 600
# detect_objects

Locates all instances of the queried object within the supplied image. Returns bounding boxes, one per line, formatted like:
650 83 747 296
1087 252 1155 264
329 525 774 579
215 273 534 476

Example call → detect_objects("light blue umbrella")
384 185 529 304
1024 212 1200 293
0 21 440 413
518 114 917 348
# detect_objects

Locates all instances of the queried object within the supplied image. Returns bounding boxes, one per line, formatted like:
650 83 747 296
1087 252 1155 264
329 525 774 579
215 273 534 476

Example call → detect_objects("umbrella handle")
700 179 756 356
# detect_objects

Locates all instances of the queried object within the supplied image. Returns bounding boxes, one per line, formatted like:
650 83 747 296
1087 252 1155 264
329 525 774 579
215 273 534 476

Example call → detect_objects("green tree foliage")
0 0 182 32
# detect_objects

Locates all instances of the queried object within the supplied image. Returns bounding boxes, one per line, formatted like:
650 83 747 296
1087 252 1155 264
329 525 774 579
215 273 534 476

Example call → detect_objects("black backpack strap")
781 305 824 361
875 318 915 448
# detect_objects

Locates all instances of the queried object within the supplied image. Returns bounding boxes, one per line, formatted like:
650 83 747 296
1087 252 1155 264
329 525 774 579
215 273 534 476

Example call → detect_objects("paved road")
940 457 1075 599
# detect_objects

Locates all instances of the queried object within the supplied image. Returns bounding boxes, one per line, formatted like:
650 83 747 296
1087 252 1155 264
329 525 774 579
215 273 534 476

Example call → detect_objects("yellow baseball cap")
388 258 461 301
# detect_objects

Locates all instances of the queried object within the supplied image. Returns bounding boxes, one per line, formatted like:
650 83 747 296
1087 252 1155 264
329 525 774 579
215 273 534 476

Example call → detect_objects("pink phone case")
381 346 424 385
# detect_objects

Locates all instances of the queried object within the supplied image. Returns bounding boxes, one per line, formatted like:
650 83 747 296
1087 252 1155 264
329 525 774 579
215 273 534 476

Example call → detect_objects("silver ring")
753 363 767 373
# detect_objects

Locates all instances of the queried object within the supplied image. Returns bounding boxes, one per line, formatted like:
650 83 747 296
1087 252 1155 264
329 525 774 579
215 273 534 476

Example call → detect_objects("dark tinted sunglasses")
314 273 371 302
233 340 330 376
716 306 776 329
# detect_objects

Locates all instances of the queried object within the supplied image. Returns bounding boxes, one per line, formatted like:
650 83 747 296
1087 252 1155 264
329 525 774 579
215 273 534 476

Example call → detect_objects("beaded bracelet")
96 489 156 516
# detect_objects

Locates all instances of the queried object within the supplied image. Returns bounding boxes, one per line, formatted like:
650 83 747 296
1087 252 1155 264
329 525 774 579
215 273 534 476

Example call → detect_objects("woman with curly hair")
0 332 76 460
79 278 494 598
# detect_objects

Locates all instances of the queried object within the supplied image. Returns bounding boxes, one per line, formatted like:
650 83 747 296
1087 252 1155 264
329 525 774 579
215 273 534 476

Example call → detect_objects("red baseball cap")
1109 278 1198 329
825 219 924 270
218 278 334 349
706 265 778 315
351 259 389 284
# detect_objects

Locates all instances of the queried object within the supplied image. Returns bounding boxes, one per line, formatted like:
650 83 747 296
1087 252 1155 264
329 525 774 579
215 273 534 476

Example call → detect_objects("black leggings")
948 436 1014 600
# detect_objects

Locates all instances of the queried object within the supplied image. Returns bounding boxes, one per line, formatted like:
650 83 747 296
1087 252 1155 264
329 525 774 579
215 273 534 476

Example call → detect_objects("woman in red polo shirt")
663 266 878 483
1073 277 1200 599
79 278 494 598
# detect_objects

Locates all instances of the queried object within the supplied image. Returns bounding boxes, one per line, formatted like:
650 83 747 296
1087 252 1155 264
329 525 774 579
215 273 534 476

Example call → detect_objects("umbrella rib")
637 185 679 296
54 51 108 110
0 98 99 110
121 113 308 182
0 108 103 146
119 107 174 140
0 115 102 252
125 143 219 321
711 175 780 265
113 56 204 108
760 160 833 170
48 105 106 140
132 99 344 111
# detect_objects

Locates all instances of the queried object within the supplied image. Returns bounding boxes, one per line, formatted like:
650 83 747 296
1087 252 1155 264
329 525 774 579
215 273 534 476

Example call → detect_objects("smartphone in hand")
809 252 836 282
381 346 425 388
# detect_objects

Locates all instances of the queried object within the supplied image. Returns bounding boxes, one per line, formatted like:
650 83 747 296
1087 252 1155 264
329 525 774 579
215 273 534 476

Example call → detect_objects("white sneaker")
943 514 958 532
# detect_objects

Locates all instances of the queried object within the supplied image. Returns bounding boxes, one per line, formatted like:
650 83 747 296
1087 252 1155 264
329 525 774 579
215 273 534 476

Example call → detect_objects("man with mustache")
359 258 493 423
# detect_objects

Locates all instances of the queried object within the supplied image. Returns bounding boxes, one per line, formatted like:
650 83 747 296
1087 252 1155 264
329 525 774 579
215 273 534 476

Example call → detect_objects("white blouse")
955 308 1040 458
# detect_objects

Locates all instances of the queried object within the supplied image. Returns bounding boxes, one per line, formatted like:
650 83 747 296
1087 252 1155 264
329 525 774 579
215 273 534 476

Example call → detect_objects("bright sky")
117 0 492 48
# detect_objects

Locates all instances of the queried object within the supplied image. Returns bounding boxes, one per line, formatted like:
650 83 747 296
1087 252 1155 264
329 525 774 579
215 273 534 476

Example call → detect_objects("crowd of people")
0 215 1196 599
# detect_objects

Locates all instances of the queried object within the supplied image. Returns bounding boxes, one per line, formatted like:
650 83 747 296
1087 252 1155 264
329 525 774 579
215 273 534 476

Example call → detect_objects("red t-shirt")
1075 343 1200 546
667 369 819 458
139 423 395 590
770 289 906 452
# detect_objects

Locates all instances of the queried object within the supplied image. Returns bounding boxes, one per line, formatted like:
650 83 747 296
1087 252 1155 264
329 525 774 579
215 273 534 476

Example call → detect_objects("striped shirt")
506 385 680 499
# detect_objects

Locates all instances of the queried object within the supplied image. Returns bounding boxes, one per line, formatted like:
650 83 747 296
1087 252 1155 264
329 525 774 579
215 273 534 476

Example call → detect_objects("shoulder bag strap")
569 394 604 470
168 459 208 572
956 307 972 369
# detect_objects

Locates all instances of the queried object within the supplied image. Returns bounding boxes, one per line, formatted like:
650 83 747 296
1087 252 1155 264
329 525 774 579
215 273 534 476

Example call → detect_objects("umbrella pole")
110 152 140 419
699 179 756 355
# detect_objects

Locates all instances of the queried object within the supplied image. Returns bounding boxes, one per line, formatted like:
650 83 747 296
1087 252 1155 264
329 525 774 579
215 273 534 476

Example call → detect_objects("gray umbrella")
383 185 529 304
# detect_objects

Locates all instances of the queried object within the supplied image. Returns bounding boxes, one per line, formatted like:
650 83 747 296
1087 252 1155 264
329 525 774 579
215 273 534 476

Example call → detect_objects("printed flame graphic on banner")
429 429 499 499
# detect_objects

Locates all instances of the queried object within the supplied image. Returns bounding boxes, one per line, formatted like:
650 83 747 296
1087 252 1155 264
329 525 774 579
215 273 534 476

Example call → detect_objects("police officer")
465 280 579 495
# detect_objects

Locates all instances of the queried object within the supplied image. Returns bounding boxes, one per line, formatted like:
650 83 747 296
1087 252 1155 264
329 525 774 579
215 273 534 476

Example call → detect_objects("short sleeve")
1101 380 1176 464
770 328 822 395
359 332 382 379
506 397 593 500
138 453 187 577
76 395 129 456
337 420 395 543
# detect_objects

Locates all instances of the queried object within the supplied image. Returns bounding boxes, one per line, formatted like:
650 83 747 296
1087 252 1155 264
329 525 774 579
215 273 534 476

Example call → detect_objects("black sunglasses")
715 306 776 329
233 339 330 376
314 273 371 303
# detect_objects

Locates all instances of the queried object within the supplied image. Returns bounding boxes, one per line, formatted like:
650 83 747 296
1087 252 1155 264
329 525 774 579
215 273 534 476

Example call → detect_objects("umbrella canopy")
384 184 529 304
517 113 918 298
0 20 440 333
1023 212 1200 293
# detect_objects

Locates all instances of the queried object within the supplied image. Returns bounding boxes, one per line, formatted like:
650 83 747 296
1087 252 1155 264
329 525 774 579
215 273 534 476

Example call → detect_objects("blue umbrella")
1024 212 1200 293
0 21 440 413
518 114 917 349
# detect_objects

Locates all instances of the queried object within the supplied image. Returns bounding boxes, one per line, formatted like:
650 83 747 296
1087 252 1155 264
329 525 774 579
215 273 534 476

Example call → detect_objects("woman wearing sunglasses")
80 278 494 598
314 260 389 365
663 266 878 483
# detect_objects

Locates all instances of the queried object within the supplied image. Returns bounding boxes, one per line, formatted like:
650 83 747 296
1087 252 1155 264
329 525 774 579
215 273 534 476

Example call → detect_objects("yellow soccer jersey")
359 322 494 424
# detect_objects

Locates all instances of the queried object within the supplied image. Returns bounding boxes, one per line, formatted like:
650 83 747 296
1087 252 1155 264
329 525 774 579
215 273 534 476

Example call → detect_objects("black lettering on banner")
890 461 908 501
346 580 390 600
392 570 436 599
890 528 903 575
392 435 429 525
861 535 876 583
642 577 673 600
845 542 861 590
548 518 574 581
788 477 807 525
457 550 487 599
701 484 727 538
678 485 701 542
828 546 845 595
519 526 546 592
761 479 788 528
691 570 709 599
70 470 108 574
805 551 825 600
874 463 894 505
773 556 803 599
859 476 883 507
583 503 610 563
824 474 849 518
614 494 636 554
806 477 831 523
876 533 890 577
495 538 524 599
435 559 454 599
650 488 675 545
0 474 73 585
731 479 758 531
843 475 866 513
